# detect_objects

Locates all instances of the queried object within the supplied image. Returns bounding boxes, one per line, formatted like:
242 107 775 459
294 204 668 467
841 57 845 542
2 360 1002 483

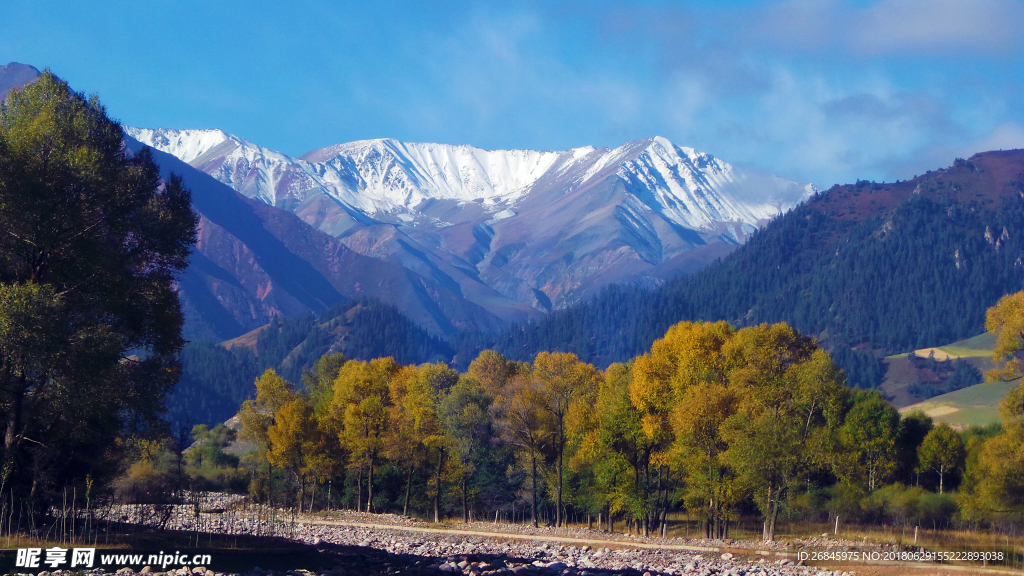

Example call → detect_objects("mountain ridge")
126 127 813 231
128 126 815 318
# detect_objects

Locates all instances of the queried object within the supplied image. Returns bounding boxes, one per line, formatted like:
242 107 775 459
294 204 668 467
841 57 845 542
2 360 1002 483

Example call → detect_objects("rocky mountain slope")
123 137 505 341
128 128 814 320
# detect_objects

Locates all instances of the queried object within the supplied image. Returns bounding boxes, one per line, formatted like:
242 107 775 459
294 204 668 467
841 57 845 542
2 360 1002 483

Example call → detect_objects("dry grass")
0 532 130 550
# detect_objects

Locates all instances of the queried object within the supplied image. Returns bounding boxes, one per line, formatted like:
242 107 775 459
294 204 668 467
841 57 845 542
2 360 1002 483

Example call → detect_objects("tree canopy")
0 71 197 513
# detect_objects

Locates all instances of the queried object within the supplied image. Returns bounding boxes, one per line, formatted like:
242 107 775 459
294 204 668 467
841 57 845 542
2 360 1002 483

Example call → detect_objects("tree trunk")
367 456 375 513
403 465 413 516
267 463 274 506
462 476 468 523
356 466 362 512
556 428 563 527
531 451 538 528
3 377 24 452
661 473 669 538
434 449 443 523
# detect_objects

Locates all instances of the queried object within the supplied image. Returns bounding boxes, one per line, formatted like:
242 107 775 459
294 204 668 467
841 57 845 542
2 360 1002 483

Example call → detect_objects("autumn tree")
531 352 598 527
638 321 736 537
467 349 527 399
493 374 550 527
985 290 1024 386
674 382 740 538
0 71 197 514
239 369 296 501
331 357 400 513
961 425 1024 518
267 395 319 507
721 326 846 541
388 362 454 519
570 362 649 533
950 293 1024 520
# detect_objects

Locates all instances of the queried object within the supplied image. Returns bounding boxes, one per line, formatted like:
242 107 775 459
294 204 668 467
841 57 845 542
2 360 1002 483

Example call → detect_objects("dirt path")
304 517 774 556
300 517 1023 575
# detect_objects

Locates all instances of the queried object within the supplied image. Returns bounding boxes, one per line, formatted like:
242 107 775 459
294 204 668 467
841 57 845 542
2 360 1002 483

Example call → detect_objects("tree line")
226 310 1024 539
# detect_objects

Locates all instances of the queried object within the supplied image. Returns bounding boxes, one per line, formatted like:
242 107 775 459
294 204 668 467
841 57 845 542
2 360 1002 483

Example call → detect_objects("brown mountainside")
809 150 1024 223
125 138 505 340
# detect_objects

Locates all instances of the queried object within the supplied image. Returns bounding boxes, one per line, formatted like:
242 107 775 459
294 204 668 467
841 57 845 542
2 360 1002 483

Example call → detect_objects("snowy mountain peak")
128 127 814 232
124 127 236 164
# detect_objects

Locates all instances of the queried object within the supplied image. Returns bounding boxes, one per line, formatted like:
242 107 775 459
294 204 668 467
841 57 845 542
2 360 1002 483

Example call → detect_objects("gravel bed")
313 510 889 554
55 498 859 576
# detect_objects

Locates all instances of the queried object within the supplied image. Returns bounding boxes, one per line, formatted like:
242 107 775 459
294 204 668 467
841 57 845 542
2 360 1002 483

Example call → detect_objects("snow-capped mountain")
127 127 815 319
127 128 812 234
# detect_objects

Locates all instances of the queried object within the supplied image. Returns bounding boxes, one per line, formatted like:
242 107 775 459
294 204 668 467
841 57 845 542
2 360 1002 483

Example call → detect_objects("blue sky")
3 0 1023 188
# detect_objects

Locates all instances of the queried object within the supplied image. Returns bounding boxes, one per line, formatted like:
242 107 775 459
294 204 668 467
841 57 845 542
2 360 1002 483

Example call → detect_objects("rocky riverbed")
24 498 862 576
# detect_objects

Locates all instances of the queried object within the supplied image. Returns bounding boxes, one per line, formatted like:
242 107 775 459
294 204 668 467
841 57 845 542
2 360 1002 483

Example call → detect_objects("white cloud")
962 122 1024 154
753 0 1024 56
854 0 1024 55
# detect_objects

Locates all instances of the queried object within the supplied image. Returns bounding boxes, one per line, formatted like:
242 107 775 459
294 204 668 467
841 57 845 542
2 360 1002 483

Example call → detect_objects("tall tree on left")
0 71 197 517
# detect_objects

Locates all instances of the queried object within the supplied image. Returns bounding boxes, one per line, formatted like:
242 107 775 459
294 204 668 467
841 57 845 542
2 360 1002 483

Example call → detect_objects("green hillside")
882 332 996 407
895 329 1008 428
900 379 1015 428
937 331 997 357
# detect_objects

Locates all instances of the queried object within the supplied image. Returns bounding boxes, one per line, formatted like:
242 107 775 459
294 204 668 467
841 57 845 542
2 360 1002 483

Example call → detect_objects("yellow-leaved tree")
637 321 736 538
266 395 320 509
636 320 846 540
493 372 550 527
467 349 528 399
720 324 846 541
331 357 401 513
532 352 599 527
239 369 296 501
631 321 733 536
960 291 1024 518
388 362 456 521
